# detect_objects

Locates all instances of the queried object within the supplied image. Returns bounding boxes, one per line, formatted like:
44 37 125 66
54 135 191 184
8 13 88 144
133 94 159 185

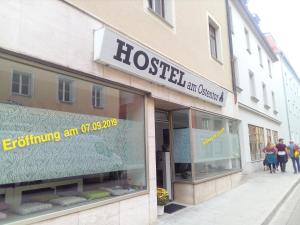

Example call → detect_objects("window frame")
11 70 32 97
258 45 263 67
58 77 74 103
248 124 265 161
148 0 165 19
262 83 270 109
209 24 218 59
0 54 148 225
267 59 272 78
92 84 105 109
272 91 278 114
244 28 251 54
249 70 258 102
208 16 223 64
233 56 242 92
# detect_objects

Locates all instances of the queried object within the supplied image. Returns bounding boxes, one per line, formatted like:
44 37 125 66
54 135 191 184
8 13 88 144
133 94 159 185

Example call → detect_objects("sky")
248 0 300 74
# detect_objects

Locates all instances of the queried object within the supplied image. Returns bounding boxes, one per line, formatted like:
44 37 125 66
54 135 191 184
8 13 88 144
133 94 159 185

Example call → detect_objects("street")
267 177 300 225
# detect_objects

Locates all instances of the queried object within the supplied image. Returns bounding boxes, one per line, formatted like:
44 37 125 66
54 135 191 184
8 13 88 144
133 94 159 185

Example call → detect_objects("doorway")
155 110 172 199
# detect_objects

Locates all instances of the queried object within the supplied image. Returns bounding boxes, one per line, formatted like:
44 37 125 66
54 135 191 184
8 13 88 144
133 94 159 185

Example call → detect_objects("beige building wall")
66 0 233 91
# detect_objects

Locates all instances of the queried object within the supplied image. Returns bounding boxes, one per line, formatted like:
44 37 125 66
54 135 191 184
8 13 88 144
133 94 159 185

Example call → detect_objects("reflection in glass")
0 57 146 223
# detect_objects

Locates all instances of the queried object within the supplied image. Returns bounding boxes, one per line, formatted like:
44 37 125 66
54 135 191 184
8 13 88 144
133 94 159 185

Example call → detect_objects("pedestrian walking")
263 142 277 173
288 141 300 174
276 138 288 172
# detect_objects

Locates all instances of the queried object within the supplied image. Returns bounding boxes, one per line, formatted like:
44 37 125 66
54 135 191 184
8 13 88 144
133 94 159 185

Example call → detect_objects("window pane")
21 75 30 95
58 80 63 101
209 25 217 58
148 0 153 9
12 72 20 93
154 0 164 17
249 125 264 161
92 86 96 106
192 111 241 179
173 109 192 180
0 57 146 223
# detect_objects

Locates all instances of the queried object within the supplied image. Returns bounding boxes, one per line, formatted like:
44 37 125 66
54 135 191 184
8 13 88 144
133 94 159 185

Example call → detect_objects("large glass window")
172 109 241 181
0 56 146 223
249 125 265 160
191 111 241 179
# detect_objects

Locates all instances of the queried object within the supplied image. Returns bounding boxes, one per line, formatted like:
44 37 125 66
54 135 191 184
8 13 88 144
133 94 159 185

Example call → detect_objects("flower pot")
157 205 164 216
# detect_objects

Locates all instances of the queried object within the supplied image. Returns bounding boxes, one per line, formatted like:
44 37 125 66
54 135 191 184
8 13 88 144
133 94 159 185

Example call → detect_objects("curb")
261 175 300 225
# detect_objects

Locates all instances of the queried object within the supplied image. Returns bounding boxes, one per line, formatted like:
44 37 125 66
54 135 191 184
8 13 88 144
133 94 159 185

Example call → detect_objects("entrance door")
155 110 172 199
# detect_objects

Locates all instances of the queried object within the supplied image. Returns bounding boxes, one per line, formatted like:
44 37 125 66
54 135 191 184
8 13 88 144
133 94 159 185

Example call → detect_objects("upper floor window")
268 59 272 78
148 0 165 18
209 24 218 59
12 70 32 96
258 46 263 67
208 17 222 63
58 78 73 103
262 83 270 109
92 85 104 108
245 28 251 53
272 91 278 114
249 70 258 102
266 129 272 143
233 56 242 92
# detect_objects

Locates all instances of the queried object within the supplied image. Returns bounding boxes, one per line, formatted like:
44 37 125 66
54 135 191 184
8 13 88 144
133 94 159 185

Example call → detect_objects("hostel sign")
94 27 228 106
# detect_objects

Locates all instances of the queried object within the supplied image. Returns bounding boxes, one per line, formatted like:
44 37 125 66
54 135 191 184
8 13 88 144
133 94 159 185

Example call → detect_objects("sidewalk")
155 164 300 225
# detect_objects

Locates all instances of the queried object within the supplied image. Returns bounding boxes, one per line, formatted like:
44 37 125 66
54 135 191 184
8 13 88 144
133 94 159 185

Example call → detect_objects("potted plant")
157 188 169 216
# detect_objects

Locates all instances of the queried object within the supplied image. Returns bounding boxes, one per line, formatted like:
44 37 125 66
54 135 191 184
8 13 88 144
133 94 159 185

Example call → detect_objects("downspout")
225 0 237 104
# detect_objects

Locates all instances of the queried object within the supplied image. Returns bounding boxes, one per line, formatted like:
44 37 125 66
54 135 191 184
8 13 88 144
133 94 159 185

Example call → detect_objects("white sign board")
94 27 228 106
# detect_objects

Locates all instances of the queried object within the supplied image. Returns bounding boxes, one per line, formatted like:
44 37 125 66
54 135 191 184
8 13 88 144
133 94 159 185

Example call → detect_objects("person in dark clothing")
276 138 288 172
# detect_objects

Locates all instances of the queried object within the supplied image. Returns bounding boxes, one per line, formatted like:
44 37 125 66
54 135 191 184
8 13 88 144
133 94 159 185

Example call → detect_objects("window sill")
59 100 73 104
93 105 104 109
211 55 223 65
251 96 259 103
11 93 31 98
236 86 243 93
264 104 271 110
147 8 174 29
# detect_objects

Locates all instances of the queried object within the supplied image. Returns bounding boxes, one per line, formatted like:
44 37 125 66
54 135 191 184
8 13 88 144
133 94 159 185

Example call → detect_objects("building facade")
229 0 289 172
265 34 300 143
0 0 242 225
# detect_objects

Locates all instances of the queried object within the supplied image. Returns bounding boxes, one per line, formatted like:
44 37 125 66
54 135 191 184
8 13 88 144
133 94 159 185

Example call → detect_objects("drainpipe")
225 0 237 104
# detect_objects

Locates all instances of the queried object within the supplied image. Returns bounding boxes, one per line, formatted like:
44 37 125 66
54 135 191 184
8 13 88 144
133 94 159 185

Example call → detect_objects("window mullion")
19 74 22 94
62 81 65 102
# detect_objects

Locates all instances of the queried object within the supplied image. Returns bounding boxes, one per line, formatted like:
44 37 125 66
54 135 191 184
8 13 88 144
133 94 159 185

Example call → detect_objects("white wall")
279 55 300 143
229 1 290 170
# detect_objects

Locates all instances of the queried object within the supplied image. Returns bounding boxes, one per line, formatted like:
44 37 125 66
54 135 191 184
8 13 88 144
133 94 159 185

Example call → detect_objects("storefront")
0 3 242 223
